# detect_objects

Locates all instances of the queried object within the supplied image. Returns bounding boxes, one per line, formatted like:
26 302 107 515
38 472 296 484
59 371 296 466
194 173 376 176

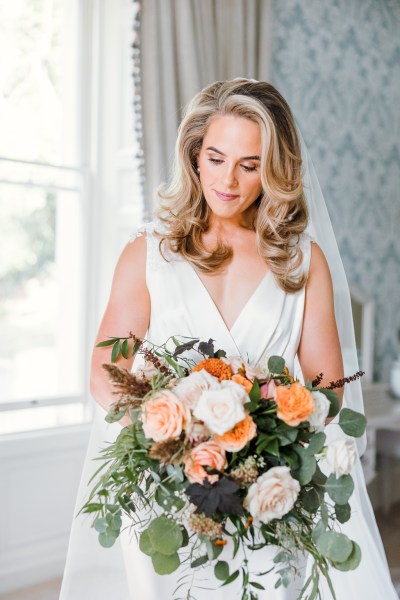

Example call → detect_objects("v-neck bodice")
130 221 314 379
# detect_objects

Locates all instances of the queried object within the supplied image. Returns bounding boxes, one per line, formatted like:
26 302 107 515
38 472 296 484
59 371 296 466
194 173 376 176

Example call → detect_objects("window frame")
0 0 98 423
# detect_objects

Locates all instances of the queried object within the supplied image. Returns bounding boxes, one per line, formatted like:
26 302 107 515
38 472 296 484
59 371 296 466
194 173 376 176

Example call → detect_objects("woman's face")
197 115 263 225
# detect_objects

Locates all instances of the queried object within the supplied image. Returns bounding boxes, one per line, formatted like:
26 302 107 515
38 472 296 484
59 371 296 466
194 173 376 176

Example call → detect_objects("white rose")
326 439 357 478
193 380 248 435
174 370 220 410
243 466 300 523
308 391 331 432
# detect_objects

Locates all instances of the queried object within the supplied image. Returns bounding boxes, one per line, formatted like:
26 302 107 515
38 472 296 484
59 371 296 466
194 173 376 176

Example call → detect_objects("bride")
60 79 398 599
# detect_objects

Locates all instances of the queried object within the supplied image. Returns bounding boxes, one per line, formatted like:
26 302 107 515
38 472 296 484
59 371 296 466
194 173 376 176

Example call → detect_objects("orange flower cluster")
214 414 257 452
192 358 233 381
275 382 314 427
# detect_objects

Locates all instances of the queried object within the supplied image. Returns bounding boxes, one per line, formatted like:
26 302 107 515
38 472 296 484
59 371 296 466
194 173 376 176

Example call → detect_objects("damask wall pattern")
270 0 400 382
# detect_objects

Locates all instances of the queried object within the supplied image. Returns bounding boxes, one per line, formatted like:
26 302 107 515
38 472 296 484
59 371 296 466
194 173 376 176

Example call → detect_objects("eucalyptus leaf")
215 560 230 581
335 502 351 524
139 529 154 556
268 356 285 374
326 474 354 505
307 432 326 455
339 408 367 437
155 485 185 512
311 519 326 541
94 517 107 533
316 531 353 563
151 551 180 575
148 515 183 556
301 487 320 513
294 448 316 485
332 541 362 571
98 528 117 548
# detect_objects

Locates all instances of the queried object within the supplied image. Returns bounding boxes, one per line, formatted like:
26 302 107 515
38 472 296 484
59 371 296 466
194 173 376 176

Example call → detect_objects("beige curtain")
140 0 273 214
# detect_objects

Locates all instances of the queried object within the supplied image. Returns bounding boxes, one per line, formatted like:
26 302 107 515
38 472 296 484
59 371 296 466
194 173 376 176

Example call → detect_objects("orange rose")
274 382 315 426
184 441 227 484
213 413 257 452
232 374 253 393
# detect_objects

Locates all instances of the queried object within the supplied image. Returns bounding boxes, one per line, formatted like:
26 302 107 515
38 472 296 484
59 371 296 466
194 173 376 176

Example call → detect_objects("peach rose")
141 390 190 442
232 374 253 393
213 413 257 452
184 440 227 484
274 382 315 427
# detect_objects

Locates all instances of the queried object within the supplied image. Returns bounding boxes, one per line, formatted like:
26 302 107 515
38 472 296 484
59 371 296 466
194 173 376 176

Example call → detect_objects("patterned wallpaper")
269 0 400 383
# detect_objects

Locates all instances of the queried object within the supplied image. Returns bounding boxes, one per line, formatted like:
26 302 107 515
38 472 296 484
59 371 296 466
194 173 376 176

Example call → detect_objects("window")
0 0 91 432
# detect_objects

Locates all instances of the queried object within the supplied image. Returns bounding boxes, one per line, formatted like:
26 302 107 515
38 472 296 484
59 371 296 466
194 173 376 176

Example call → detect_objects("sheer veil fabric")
59 126 397 599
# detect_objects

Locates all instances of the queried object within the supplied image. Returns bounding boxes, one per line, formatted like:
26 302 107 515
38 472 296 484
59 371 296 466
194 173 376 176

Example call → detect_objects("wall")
270 0 400 382
0 426 89 594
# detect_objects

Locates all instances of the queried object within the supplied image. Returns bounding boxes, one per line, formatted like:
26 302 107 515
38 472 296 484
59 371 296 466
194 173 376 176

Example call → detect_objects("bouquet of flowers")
81 334 366 600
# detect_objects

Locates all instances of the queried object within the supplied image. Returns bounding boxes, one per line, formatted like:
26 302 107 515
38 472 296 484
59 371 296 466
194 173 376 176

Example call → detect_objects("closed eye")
208 158 258 172
241 165 257 172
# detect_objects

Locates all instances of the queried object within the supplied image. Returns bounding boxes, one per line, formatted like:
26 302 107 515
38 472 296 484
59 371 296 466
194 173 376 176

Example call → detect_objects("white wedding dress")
59 221 398 600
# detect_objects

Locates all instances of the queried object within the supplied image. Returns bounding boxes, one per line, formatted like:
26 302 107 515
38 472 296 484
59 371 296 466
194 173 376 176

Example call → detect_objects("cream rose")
308 391 331 432
222 356 265 382
173 370 220 410
326 439 357 478
243 466 300 523
193 380 248 435
141 390 190 442
184 440 227 484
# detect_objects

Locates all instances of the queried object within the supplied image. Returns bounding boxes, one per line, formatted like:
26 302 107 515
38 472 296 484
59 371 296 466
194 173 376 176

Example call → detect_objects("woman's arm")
89 234 150 426
297 241 345 409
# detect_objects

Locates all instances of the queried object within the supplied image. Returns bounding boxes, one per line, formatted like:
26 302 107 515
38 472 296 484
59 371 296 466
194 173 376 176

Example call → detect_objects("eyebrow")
206 146 261 161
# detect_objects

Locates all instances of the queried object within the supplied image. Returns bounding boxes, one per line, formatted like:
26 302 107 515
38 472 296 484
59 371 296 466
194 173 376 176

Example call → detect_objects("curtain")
139 0 273 215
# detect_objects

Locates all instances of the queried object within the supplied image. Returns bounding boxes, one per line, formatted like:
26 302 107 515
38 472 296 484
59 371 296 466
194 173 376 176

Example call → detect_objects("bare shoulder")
114 231 147 277
307 240 333 289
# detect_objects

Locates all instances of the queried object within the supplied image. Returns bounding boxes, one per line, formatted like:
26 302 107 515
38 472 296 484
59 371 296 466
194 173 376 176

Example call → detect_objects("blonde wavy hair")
155 78 309 293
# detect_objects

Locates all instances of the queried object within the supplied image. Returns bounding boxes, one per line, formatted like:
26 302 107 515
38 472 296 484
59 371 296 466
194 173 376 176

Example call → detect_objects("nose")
221 163 238 188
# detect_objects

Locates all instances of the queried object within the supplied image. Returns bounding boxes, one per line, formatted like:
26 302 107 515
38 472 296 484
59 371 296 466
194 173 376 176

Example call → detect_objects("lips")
214 190 240 201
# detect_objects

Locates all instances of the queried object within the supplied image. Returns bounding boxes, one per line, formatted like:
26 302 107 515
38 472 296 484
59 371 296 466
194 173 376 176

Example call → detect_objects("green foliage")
214 560 230 581
339 408 367 437
335 502 351 524
316 531 353 563
268 356 285 374
151 551 180 575
325 474 354 505
331 541 361 571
